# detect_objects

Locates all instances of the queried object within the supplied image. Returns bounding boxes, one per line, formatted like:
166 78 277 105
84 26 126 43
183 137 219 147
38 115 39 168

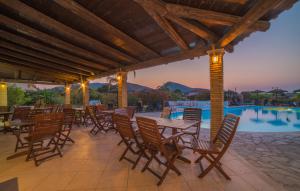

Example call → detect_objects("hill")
159 81 208 94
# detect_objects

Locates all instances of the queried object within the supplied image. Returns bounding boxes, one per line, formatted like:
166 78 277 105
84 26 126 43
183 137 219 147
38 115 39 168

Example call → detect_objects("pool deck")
0 115 285 191
137 112 300 191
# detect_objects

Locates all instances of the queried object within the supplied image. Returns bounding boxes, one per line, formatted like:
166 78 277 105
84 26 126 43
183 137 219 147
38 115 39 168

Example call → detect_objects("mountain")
88 82 153 92
159 81 208 94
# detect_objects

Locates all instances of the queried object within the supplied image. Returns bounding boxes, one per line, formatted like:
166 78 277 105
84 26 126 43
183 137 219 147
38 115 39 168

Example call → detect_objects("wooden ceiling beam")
165 14 218 43
0 0 138 64
0 40 94 75
0 15 118 69
89 46 207 80
0 55 79 81
166 4 270 31
135 0 218 42
54 0 160 60
0 77 65 85
148 11 189 50
0 30 109 72
0 47 90 77
0 61 76 82
218 0 282 47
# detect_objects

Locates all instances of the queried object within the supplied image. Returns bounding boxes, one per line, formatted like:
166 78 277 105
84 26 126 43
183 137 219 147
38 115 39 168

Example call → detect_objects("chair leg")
132 152 143 169
120 146 130 161
142 154 154 172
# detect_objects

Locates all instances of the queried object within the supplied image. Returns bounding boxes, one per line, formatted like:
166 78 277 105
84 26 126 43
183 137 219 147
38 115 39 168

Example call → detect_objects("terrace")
0 0 299 191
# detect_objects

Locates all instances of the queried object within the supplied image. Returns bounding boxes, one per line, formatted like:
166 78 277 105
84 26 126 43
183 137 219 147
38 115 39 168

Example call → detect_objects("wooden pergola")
0 0 297 139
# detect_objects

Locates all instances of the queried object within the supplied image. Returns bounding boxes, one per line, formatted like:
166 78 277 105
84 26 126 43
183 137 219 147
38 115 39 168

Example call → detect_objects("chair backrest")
86 106 99 125
26 108 45 122
12 107 31 121
115 107 136 119
213 114 240 150
31 113 64 140
160 107 171 119
183 108 202 121
136 117 162 151
63 108 75 126
126 106 136 119
113 113 135 139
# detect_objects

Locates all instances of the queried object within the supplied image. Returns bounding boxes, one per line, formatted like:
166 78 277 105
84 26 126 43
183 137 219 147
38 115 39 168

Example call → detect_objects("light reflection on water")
170 106 300 132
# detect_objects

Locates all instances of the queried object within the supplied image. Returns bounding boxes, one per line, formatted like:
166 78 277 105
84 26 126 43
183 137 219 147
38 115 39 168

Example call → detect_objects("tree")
7 84 27 107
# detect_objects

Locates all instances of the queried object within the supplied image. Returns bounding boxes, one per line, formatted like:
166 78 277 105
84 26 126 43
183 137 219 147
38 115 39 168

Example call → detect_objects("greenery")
6 83 300 110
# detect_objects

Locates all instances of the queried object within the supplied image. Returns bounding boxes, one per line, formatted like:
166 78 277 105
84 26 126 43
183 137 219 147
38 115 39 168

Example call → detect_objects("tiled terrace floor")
0 126 285 191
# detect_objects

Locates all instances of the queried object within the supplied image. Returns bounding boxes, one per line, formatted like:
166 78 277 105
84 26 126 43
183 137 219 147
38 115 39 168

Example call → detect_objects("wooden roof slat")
0 40 94 75
0 15 118 69
54 0 160 60
0 47 89 77
0 30 109 72
165 4 270 31
0 60 78 81
0 62 69 83
0 0 138 64
218 0 282 47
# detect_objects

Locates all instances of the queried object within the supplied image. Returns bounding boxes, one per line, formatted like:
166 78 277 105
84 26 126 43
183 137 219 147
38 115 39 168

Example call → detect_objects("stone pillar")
117 72 128 108
208 48 225 141
82 80 89 107
0 82 8 108
65 83 71 105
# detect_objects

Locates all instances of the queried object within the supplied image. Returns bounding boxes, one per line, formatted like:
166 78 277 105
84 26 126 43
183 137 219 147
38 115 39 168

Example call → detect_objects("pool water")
170 106 300 132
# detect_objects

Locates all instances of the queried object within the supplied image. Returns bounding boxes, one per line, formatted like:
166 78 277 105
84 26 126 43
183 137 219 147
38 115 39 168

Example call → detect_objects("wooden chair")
192 114 240 179
159 107 172 136
89 107 109 135
180 108 201 149
84 105 94 127
115 107 136 145
136 116 183 186
113 113 145 169
48 108 75 148
26 113 64 166
11 107 37 152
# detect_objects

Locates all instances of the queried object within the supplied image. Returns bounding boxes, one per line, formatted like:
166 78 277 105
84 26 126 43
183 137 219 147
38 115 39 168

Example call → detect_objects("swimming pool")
170 106 300 132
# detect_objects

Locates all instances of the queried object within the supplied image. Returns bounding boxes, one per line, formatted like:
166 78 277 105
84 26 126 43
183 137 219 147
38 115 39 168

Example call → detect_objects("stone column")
65 83 71 105
208 48 225 141
82 80 89 107
117 72 128 108
0 82 8 108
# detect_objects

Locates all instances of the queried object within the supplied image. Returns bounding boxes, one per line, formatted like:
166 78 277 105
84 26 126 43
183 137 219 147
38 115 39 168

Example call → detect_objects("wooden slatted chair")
48 108 75 148
136 116 183 186
26 113 64 166
159 107 172 136
180 108 201 148
192 114 240 179
113 113 145 169
11 107 35 152
89 107 109 135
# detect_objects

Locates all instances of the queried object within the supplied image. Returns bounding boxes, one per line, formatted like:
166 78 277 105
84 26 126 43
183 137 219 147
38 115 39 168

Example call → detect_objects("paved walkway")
231 131 300 191
0 126 282 191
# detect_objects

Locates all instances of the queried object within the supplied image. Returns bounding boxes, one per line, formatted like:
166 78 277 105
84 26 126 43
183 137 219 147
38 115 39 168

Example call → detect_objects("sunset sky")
93 3 300 92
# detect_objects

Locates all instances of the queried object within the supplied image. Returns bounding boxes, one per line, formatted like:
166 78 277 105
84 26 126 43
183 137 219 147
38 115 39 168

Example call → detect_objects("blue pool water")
170 106 300 132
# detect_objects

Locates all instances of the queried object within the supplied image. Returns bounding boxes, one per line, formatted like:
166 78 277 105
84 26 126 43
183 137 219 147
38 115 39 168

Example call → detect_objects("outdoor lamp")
81 83 85 88
116 73 122 81
212 55 219 64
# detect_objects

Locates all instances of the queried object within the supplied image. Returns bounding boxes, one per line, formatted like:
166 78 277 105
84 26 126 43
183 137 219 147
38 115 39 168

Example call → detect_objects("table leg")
172 128 191 164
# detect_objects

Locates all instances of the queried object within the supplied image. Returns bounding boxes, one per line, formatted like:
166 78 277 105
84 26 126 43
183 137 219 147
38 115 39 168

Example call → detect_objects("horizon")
91 2 300 92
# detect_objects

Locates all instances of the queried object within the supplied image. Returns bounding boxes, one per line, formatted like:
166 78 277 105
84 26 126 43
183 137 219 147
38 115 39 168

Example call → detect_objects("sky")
92 2 300 92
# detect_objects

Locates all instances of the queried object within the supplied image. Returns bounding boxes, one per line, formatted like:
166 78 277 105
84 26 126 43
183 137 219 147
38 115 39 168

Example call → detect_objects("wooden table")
0 112 13 133
133 116 198 163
